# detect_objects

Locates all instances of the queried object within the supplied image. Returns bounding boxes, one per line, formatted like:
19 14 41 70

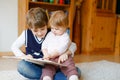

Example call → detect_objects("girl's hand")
58 53 68 63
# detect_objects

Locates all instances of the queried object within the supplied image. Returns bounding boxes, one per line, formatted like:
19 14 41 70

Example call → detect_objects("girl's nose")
53 29 56 33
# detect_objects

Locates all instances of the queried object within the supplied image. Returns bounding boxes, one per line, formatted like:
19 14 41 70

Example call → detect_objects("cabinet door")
91 16 116 54
81 0 117 54
90 0 117 54
115 17 120 56
96 0 116 16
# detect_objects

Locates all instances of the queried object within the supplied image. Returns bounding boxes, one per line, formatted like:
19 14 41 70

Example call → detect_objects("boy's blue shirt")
25 29 50 58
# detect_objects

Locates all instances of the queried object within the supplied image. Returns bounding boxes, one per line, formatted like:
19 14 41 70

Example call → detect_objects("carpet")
1 60 120 80
76 60 120 80
0 70 28 80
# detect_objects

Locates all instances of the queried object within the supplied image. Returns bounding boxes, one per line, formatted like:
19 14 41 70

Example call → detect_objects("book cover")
2 56 66 67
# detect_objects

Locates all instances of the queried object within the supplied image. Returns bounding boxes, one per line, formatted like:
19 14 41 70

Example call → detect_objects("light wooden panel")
0 52 13 57
115 17 120 56
18 0 29 36
92 15 117 53
81 0 96 54
80 0 117 54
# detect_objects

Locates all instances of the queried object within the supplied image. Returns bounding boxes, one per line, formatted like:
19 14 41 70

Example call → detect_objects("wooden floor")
0 53 120 71
74 54 120 63
0 53 120 80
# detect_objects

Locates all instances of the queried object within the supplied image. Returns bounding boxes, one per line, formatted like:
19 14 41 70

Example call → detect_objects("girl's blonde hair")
49 10 68 28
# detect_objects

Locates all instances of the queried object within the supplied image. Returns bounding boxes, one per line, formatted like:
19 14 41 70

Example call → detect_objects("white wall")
0 0 18 52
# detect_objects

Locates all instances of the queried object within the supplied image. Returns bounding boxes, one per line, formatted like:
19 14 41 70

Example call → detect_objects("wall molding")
0 52 14 57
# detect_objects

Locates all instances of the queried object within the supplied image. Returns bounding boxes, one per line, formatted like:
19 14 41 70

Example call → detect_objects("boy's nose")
37 32 42 35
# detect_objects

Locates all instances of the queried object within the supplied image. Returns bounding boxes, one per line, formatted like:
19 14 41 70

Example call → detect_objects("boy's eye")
33 30 38 32
41 28 45 30
40 27 46 30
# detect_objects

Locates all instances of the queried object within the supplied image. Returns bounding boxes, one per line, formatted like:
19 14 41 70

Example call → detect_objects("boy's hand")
58 54 68 63
18 54 33 59
43 54 50 60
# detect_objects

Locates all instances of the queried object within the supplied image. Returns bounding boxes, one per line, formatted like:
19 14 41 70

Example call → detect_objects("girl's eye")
55 28 59 30
51 27 59 30
51 27 54 29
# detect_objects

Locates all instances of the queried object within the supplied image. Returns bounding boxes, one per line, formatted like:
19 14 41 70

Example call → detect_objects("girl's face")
31 26 47 38
51 25 66 36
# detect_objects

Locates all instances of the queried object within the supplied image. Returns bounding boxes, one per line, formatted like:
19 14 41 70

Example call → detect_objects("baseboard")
0 52 14 57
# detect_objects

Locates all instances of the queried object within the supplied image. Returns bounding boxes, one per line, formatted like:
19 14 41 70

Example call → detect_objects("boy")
11 7 80 80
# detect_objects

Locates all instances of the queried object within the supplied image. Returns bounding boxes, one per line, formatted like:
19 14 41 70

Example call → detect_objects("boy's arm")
49 36 70 59
11 30 26 57
42 48 51 60
68 42 77 57
41 33 52 59
49 50 60 58
55 33 70 55
58 42 77 63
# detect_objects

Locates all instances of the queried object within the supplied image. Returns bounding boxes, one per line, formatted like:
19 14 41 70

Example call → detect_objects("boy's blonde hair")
26 7 48 29
49 10 68 28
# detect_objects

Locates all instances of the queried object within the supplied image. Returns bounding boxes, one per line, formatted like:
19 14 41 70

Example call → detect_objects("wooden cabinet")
73 0 82 54
115 16 120 56
73 6 81 54
18 0 76 39
81 0 117 54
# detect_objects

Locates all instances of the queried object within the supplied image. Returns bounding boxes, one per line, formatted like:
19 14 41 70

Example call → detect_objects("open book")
2 56 66 67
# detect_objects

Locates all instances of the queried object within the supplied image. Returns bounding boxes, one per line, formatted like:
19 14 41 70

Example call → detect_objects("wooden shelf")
18 0 76 39
29 1 70 7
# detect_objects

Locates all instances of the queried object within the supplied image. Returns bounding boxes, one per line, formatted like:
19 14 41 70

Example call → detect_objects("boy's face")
51 25 66 36
31 26 47 38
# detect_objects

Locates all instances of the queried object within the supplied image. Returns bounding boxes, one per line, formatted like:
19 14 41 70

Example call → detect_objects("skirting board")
0 52 14 57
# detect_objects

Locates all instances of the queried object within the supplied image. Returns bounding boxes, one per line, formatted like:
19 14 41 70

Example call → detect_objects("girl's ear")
66 28 70 35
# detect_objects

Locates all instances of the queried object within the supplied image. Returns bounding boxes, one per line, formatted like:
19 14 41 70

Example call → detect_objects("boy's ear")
45 9 49 20
47 27 51 31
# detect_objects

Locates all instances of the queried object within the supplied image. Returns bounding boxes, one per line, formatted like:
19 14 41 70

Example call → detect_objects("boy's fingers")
58 54 68 63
